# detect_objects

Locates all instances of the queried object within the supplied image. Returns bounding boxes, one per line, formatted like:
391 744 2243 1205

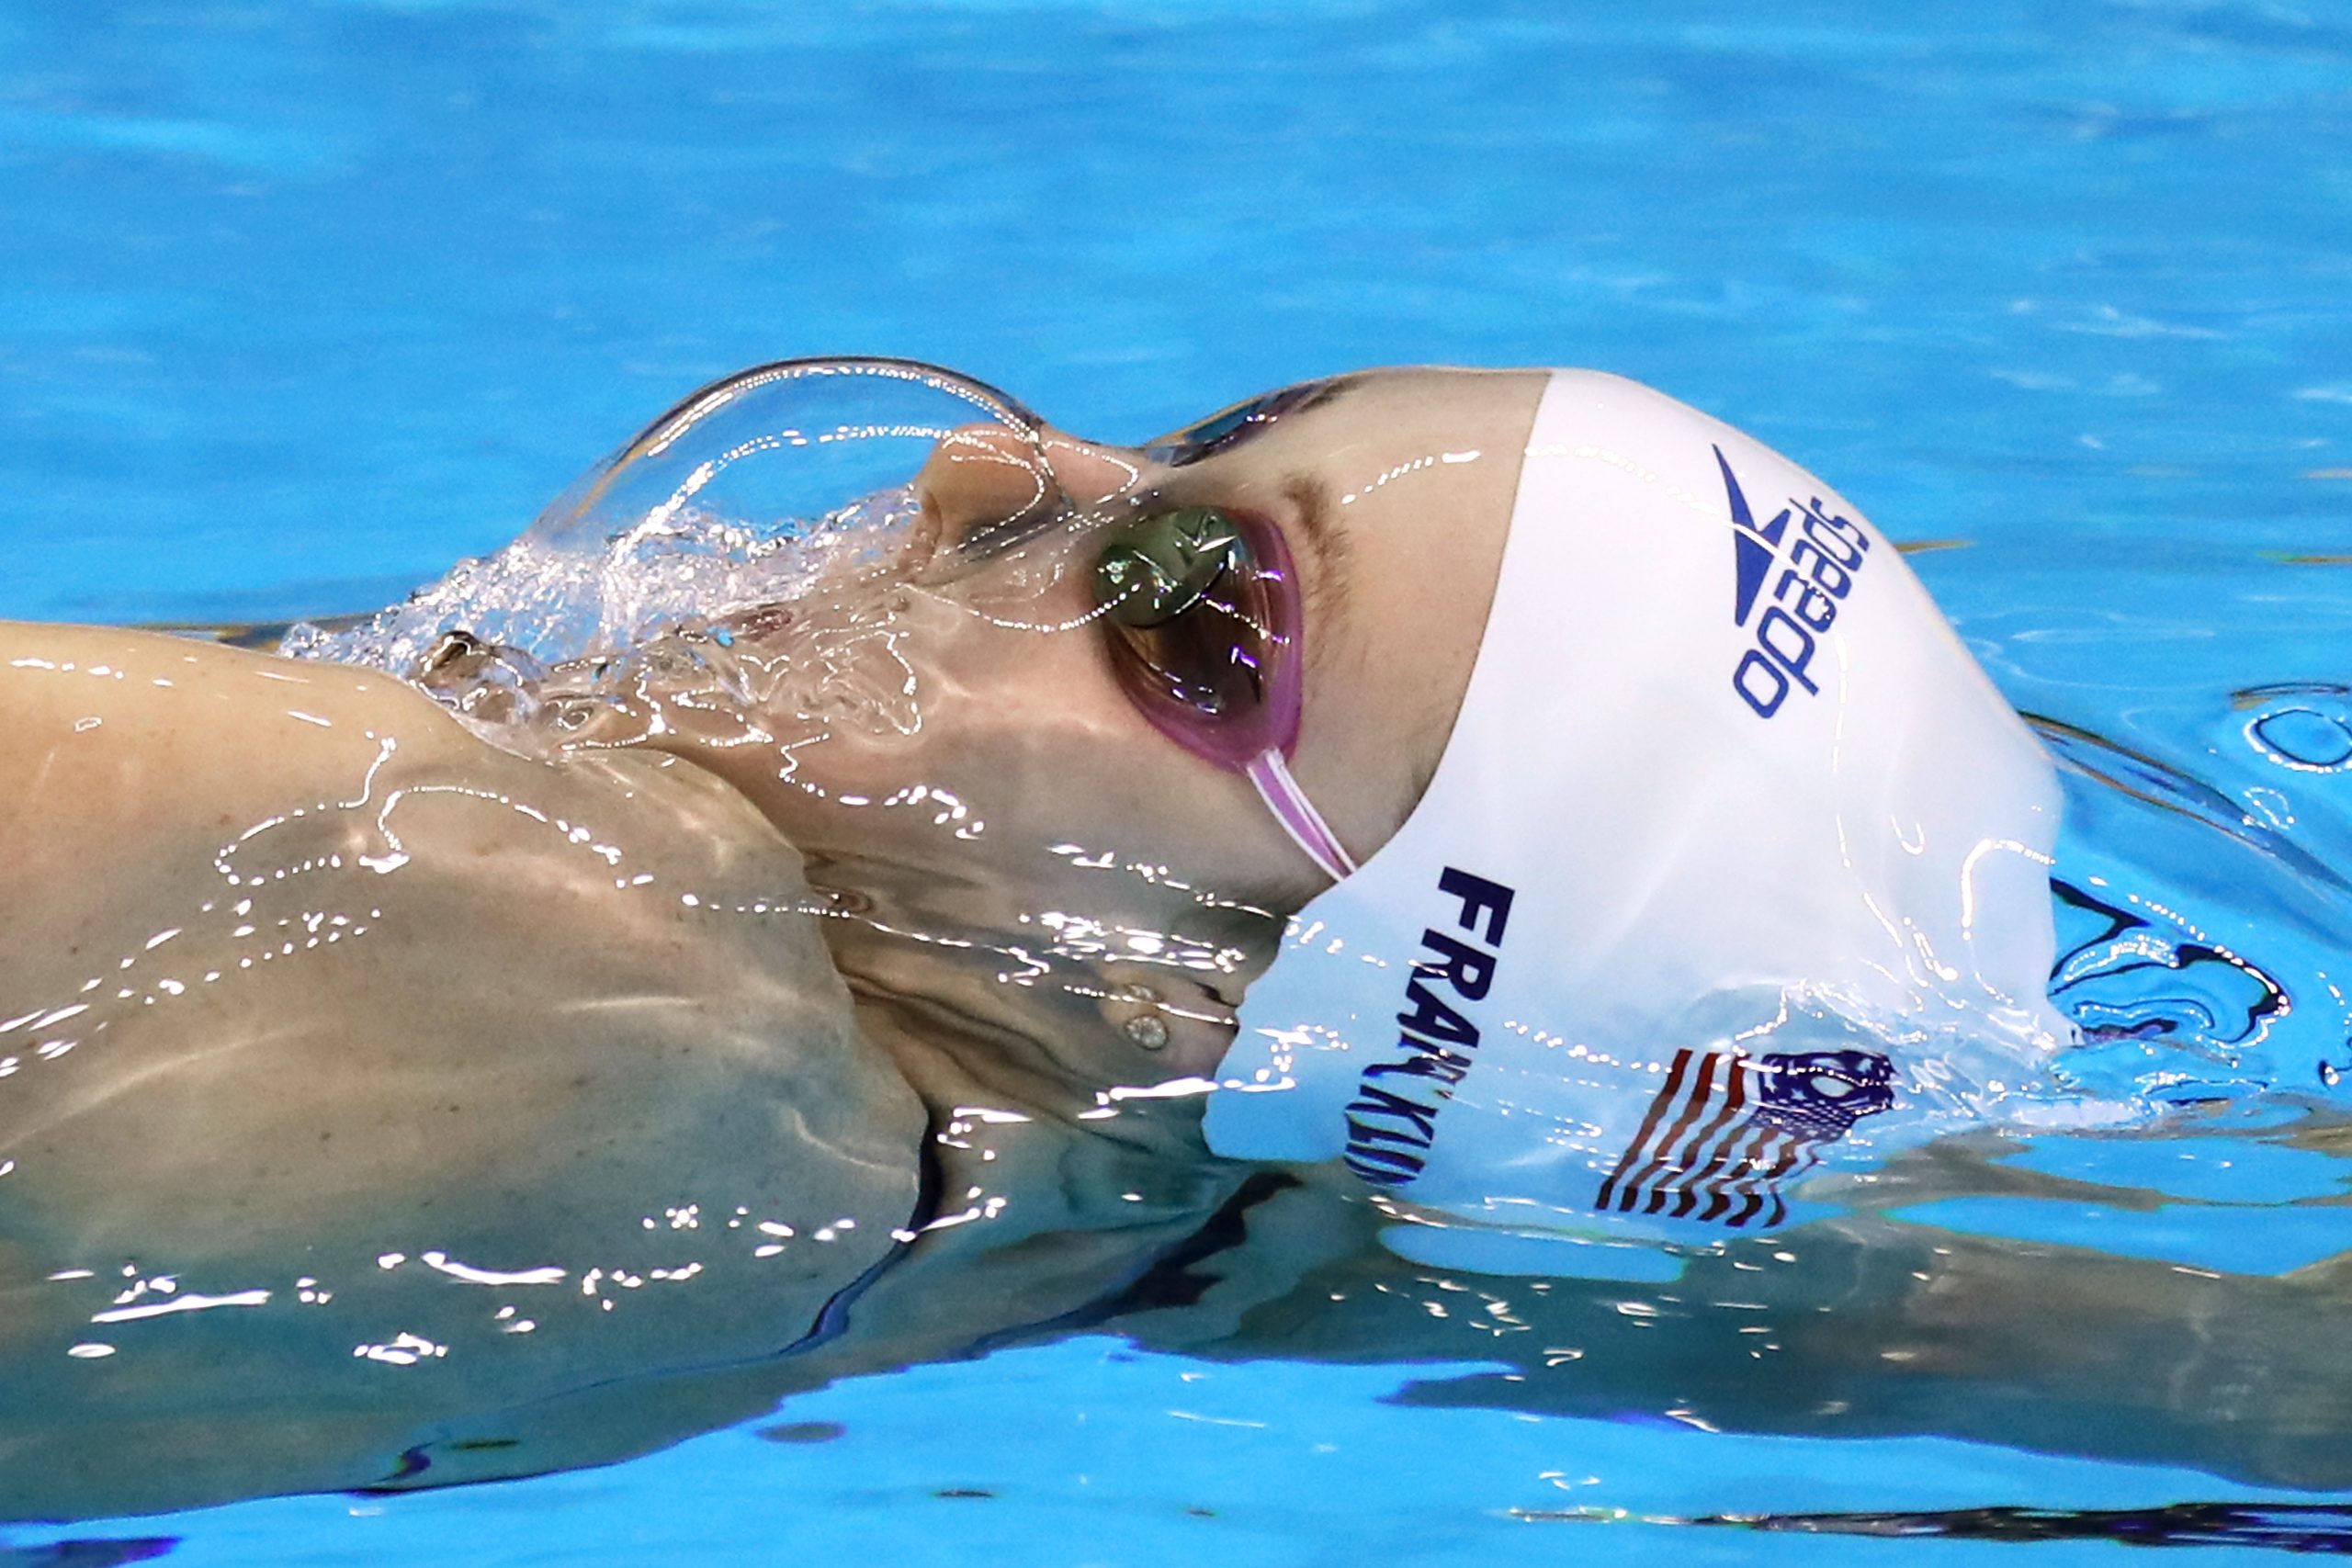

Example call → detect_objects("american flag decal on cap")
1593 1048 1894 1228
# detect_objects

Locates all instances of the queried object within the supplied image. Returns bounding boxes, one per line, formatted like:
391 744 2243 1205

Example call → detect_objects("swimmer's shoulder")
0 621 478 805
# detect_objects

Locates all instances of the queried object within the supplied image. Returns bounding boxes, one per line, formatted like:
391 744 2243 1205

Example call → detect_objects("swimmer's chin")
816 935 1241 1141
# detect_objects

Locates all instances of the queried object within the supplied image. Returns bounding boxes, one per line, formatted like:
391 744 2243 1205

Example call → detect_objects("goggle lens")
1093 506 1356 881
1092 505 1299 772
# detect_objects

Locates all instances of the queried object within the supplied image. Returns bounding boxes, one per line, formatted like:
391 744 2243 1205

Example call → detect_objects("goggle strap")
1246 750 1359 885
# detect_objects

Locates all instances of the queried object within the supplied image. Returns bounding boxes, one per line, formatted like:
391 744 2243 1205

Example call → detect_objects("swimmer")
0 359 2329 1516
368 359 2088 1245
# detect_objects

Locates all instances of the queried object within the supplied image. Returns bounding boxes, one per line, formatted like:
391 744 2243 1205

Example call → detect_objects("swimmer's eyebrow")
1284 473 1351 639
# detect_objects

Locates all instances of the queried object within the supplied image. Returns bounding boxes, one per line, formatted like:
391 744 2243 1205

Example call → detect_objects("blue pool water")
7 1 2352 1562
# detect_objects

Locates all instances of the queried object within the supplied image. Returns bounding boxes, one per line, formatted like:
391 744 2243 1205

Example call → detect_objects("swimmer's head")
368 357 2070 1216
481 359 1544 1103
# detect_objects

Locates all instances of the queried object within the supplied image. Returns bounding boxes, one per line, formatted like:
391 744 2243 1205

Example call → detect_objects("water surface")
6 2 2352 1562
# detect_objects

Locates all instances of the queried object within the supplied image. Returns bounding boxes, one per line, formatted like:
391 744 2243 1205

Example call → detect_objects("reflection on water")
17 370 2352 1538
1078 1124 2352 1491
1513 1501 2352 1551
8 0 2352 1551
26 502 2351 1532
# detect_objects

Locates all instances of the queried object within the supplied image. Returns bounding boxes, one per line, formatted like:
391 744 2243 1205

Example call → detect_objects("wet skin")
583 367 1546 1100
0 624 932 1514
0 368 1542 1517
4 367 2351 1518
437 366 1551 1164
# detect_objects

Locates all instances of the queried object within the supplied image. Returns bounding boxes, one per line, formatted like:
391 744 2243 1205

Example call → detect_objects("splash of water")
280 483 925 682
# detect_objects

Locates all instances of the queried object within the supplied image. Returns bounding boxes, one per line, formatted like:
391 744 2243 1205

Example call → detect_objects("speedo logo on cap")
1715 446 1874 719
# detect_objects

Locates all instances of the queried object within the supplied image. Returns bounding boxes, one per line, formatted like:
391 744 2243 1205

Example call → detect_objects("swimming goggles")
1091 503 1358 883
520 355 1361 884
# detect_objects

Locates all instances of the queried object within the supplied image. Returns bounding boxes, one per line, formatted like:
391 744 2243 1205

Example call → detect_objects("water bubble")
2247 706 2352 771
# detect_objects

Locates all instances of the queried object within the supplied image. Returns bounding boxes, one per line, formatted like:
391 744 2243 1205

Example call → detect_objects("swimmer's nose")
913 423 1046 545
914 423 1148 551
1037 427 1152 507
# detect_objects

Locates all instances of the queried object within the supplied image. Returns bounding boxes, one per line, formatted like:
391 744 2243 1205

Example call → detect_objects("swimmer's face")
635 368 1544 1097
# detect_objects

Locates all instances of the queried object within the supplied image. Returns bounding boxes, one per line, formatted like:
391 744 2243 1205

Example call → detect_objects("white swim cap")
1206 371 2069 1244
